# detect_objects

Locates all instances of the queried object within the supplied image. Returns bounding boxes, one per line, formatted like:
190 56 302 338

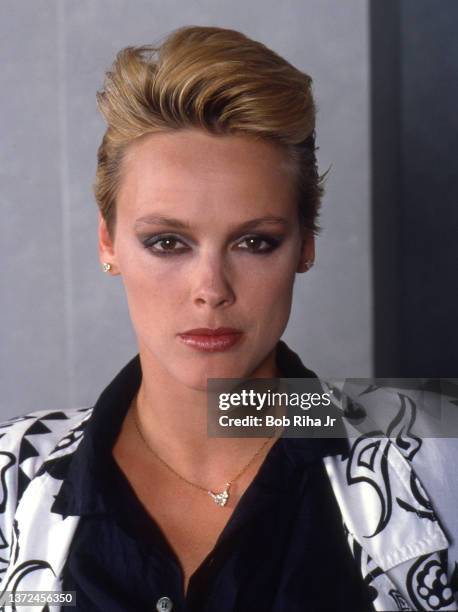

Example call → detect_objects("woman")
0 25 455 612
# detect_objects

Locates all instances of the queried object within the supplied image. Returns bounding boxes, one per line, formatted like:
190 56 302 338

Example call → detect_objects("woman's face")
99 129 314 390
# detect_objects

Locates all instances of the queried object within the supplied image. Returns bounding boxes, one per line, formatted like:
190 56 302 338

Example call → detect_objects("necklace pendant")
208 482 231 507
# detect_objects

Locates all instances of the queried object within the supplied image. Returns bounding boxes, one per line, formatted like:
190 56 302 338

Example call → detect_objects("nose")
192 253 235 309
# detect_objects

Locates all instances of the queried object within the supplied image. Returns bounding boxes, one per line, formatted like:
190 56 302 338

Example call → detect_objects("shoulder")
321 381 458 610
0 406 93 444
0 407 93 575
0 406 93 484
0 407 93 589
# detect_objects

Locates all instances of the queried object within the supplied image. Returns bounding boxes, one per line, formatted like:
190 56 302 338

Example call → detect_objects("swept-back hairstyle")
94 25 324 237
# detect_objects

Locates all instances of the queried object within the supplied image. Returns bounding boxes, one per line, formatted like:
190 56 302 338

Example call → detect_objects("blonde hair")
94 25 323 237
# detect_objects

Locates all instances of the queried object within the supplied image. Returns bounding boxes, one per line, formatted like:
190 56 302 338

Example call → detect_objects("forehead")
117 129 297 221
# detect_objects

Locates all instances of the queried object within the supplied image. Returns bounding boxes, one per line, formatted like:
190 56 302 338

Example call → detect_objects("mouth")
178 328 244 352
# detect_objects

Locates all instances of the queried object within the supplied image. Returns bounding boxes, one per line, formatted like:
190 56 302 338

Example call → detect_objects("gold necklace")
130 396 274 507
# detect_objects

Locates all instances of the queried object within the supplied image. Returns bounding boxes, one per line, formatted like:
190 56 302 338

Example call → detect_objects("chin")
177 357 248 391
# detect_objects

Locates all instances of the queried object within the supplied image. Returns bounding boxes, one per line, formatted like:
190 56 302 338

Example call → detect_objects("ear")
296 231 315 273
98 213 120 275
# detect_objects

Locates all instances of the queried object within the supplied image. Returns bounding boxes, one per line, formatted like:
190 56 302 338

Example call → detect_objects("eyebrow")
134 214 290 232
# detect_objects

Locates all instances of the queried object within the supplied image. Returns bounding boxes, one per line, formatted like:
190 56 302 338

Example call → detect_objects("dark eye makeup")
139 233 283 257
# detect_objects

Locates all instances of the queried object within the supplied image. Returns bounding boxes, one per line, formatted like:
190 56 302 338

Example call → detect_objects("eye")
236 235 281 254
143 234 190 255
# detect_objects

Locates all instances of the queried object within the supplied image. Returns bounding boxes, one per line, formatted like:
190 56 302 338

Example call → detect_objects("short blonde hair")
94 25 323 237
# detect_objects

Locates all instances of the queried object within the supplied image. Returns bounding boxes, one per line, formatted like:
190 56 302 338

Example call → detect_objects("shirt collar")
51 353 141 516
51 340 349 517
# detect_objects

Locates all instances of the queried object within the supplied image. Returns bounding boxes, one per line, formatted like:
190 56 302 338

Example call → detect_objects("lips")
180 327 242 336
178 327 243 352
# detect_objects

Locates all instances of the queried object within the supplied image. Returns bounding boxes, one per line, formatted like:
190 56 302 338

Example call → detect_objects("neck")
129 345 281 482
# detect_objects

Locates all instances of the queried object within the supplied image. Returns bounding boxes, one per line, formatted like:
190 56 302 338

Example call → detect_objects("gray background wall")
1 0 371 418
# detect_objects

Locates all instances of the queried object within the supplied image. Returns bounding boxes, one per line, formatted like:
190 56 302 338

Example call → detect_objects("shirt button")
156 596 173 611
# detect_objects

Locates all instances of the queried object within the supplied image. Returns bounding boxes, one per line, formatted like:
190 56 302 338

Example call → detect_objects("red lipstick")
178 327 243 352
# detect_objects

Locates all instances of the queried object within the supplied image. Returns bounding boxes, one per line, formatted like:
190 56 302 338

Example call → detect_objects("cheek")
128 280 183 323
235 255 297 346
238 252 297 306
117 250 184 332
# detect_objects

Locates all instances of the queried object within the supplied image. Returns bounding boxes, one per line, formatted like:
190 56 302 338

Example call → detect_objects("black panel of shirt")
53 341 375 612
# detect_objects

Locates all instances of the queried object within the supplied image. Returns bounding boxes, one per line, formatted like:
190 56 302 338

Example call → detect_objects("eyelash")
142 234 282 256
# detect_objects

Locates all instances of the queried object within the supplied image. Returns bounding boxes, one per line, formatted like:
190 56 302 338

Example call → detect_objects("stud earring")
304 260 314 269
102 262 112 273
